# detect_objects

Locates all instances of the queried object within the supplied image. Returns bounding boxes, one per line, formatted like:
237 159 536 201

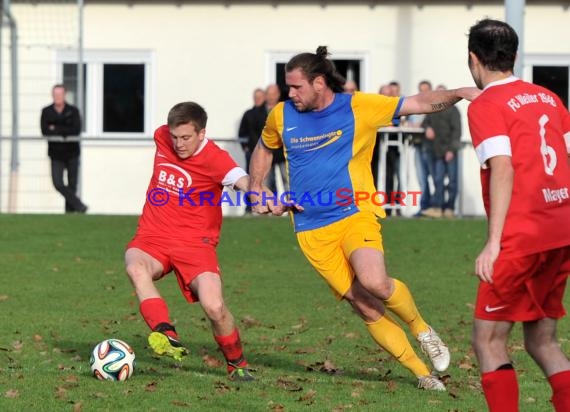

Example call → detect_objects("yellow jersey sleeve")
261 102 284 149
352 92 402 129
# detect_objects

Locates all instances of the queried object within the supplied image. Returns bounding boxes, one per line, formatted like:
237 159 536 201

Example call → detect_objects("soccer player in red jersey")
467 19 570 411
125 102 254 381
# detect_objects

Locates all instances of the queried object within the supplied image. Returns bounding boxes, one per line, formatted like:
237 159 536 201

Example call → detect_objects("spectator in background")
344 80 358 94
389 81 401 97
421 85 462 218
238 87 266 174
378 84 392 95
238 87 266 212
408 80 435 216
371 84 392 189
40 84 87 214
383 81 402 216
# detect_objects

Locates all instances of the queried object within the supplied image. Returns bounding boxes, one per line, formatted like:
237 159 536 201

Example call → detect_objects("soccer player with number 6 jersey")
467 19 570 412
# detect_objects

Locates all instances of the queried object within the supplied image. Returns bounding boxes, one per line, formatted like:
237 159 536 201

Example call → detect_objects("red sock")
139 298 177 339
549 370 570 412
481 369 519 412
214 328 247 372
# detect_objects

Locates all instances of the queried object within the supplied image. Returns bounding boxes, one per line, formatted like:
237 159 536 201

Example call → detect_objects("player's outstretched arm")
399 87 480 116
249 141 274 214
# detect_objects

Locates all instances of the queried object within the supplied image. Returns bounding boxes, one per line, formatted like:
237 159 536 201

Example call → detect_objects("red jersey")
136 125 246 243
468 77 570 257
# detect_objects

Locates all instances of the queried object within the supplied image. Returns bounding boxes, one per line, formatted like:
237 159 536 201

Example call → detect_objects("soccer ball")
90 338 135 381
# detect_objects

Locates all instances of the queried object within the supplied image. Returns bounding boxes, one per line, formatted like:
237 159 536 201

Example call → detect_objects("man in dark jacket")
421 85 462 218
41 84 87 213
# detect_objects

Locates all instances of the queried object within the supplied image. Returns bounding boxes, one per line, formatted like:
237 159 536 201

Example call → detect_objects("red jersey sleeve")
154 125 173 154
468 98 512 168
207 143 243 186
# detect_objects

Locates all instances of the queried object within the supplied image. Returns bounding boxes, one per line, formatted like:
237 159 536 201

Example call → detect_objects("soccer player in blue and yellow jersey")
249 46 479 391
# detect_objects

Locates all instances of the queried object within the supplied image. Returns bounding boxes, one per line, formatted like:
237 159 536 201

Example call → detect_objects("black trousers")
50 156 86 213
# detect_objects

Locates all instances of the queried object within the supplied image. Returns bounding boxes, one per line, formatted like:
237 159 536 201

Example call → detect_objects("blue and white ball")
90 339 135 381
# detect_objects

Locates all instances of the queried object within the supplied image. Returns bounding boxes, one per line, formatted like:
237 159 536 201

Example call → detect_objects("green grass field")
1 215 567 411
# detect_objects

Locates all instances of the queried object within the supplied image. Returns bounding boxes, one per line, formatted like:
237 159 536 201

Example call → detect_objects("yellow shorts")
296 211 383 299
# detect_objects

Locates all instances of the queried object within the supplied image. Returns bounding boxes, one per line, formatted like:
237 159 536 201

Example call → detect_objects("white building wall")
1 2 569 215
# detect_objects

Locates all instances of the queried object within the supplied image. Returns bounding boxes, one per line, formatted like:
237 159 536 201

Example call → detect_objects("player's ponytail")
286 46 346 93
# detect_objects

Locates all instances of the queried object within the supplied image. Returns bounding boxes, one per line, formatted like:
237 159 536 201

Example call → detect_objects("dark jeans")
51 157 87 213
433 155 458 211
414 145 435 211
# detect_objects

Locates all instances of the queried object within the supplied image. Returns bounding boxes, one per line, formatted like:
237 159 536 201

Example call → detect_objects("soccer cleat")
417 373 446 391
148 331 188 362
417 327 450 372
228 362 255 382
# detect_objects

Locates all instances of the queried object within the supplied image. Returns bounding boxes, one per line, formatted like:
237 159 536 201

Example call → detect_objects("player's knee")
361 277 391 300
202 300 226 323
125 261 152 283
348 295 383 322
524 335 553 358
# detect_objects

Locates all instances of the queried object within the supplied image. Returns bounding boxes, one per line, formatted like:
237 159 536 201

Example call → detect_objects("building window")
57 50 152 137
532 65 569 108
103 64 145 133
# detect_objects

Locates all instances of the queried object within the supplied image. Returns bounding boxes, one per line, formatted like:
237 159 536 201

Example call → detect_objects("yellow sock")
365 314 430 378
384 279 430 337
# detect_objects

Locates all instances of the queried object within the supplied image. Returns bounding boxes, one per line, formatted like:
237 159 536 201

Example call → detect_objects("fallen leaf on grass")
214 381 231 394
203 355 223 368
386 380 398 393
12 341 23 351
276 377 303 392
73 401 83 412
145 382 158 392
240 315 262 328
0 295 9 301
351 389 362 398
293 347 315 354
267 401 285 411
332 405 353 412
298 389 316 404
33 334 43 342
524 397 536 403
171 400 191 407
55 386 67 399
61 375 79 383
5 389 19 398
458 360 474 370
305 359 342 375
322 359 340 374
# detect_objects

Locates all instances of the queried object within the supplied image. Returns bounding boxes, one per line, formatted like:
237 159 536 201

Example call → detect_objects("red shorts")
127 235 220 303
475 246 570 321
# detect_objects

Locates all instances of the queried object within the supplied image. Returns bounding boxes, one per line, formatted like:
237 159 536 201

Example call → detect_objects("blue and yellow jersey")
261 92 403 232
